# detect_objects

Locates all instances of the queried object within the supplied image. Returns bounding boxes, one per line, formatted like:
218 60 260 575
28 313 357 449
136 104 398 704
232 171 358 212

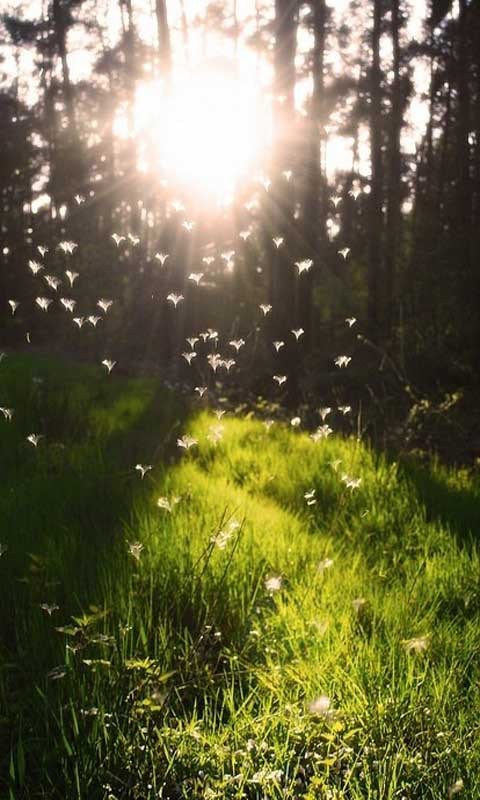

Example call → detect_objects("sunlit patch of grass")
1 356 480 798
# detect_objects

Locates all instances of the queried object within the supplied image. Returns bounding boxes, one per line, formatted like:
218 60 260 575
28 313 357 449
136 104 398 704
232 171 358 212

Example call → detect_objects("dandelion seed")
102 359 116 374
167 293 184 307
273 374 287 386
58 240 77 254
318 558 334 572
334 355 351 368
37 246 48 258
265 575 282 592
40 603 59 616
329 459 342 471
239 229 251 241
97 298 113 313
26 332 30 343
311 424 333 442
338 405 352 415
221 250 235 262
44 275 61 291
272 237 284 249
319 407 332 421
331 196 342 208
402 636 430 654
128 234 140 245
188 272 204 285
214 409 226 420
283 169 293 181
244 199 257 212
35 297 52 312
47 665 67 680
171 199 185 213
135 464 152 479
341 474 361 490
202 255 215 266
229 338 245 352
195 386 207 397
0 407 13 421
260 303 272 315
111 233 125 246
264 419 274 431
207 424 224 445
182 220 195 232
345 316 356 327
74 194 84 204
155 252 169 266
304 489 316 505
448 779 464 798
0 543 8 557
29 259 43 275
177 435 197 450
291 328 304 340
258 174 271 191
349 188 362 200
185 337 198 350
352 597 367 614
65 270 79 287
182 351 197 365
88 315 101 327
273 340 284 352
338 247 351 259
60 298 76 312
27 434 43 447
157 495 181 512
128 541 144 562
307 695 334 719
73 316 85 329
295 259 313 274
222 358 236 371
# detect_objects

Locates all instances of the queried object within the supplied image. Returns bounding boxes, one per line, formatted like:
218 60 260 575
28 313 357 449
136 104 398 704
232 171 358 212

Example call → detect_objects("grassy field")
1 354 479 799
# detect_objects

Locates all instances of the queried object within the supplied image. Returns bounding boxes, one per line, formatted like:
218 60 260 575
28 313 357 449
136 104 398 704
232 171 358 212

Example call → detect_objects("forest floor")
1 353 480 799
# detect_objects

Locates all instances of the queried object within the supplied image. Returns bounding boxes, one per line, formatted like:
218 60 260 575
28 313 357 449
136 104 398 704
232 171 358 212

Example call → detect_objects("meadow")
1 353 479 799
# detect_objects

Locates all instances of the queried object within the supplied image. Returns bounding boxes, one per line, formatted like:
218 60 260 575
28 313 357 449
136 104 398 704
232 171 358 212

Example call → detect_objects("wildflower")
182 351 197 365
311 425 333 442
341 474 362 490
239 229 251 241
338 247 350 259
44 275 61 291
58 240 77 254
319 406 331 421
186 336 199 349
273 340 284 352
283 169 293 180
182 220 195 232
0 543 8 557
272 236 284 249
264 419 274 431
8 300 19 315
188 272 203 284
37 245 48 257
202 255 215 265
229 338 245 351
291 328 304 340
88 315 101 326
304 489 316 506
207 424 224 445
338 405 352 415
128 233 139 245
0 407 13 421
449 779 464 798
29 260 43 274
352 597 367 614
273 374 287 386
60 297 76 312
111 233 125 246
295 259 313 274
290 416 301 427
259 303 272 315
73 317 85 329
157 496 181 512
345 316 356 327
195 386 207 397
35 296 52 312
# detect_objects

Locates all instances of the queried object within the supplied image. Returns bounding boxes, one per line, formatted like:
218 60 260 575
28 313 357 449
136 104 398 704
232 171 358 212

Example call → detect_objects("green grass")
1 354 479 798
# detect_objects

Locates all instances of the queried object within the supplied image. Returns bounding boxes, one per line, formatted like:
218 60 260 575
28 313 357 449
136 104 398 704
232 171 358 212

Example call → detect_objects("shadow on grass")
400 458 480 548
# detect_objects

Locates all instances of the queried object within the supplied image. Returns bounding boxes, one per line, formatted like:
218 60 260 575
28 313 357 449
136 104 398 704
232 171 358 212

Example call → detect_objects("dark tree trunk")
367 0 384 338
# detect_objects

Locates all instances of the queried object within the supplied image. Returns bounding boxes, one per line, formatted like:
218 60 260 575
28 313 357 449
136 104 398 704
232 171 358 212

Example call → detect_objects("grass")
1 353 479 798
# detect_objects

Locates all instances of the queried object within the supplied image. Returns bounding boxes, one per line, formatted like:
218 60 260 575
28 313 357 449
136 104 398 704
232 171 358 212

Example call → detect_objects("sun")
134 63 270 206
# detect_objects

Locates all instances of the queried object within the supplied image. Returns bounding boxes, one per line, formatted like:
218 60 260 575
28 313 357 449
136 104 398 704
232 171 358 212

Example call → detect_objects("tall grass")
1 354 479 798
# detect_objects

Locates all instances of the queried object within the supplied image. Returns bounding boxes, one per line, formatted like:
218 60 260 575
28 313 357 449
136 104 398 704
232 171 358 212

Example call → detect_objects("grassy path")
1 355 479 798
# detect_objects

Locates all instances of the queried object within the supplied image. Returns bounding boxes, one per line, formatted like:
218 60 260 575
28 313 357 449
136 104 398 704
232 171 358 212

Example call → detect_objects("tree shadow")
399 457 480 548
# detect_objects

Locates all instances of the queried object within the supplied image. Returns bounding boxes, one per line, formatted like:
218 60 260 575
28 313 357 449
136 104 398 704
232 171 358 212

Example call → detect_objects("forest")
1 1 480 798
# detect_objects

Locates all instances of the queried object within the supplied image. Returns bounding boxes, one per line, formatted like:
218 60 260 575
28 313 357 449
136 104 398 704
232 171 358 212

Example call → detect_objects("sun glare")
135 65 270 205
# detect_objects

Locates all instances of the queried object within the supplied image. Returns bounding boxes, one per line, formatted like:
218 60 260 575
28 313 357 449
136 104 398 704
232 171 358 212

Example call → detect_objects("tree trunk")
367 0 384 338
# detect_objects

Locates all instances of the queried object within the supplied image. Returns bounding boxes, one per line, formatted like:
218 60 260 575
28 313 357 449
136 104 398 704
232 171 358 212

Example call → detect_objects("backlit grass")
1 355 479 799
